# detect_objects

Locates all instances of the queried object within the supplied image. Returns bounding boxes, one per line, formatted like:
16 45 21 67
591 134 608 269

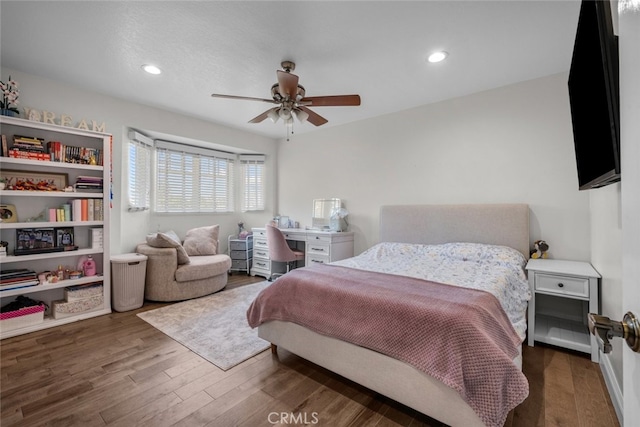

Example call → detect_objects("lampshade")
294 108 309 123
278 107 292 121
267 108 280 123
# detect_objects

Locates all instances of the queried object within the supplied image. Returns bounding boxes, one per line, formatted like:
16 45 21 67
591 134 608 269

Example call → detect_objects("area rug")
137 281 271 370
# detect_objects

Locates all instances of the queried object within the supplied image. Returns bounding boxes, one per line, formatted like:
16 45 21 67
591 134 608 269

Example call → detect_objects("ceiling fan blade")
249 107 279 124
211 93 277 104
277 70 299 100
298 106 328 126
299 95 361 106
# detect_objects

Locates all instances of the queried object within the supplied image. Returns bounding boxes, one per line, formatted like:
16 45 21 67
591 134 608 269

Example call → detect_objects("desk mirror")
312 198 341 229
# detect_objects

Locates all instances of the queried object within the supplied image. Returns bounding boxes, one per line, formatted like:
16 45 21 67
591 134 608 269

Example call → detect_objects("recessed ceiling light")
142 64 162 75
427 51 448 63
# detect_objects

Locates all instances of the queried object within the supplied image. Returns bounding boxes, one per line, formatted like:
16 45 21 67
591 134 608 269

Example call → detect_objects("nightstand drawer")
535 273 589 298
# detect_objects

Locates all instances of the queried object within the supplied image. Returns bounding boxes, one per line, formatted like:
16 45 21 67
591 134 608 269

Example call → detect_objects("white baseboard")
599 351 623 425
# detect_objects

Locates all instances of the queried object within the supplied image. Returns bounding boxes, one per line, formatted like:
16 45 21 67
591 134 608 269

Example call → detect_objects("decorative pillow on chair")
146 230 191 264
183 225 219 256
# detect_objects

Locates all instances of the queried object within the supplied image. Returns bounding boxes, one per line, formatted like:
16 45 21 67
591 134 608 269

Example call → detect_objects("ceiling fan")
211 61 361 127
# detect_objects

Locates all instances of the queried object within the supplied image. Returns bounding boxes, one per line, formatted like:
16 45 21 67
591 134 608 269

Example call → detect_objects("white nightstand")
526 258 601 362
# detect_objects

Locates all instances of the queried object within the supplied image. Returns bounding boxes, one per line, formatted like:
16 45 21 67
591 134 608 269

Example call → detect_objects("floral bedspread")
333 242 531 340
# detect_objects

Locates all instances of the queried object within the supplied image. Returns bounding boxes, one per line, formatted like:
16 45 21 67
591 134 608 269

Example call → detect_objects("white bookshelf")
0 116 111 339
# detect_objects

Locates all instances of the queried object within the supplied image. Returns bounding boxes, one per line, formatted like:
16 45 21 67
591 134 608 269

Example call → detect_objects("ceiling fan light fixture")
294 108 309 123
427 51 448 63
278 107 292 121
267 108 280 123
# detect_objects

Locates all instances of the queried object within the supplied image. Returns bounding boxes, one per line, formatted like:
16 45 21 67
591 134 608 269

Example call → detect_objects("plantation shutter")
240 154 266 212
155 141 235 213
127 131 152 211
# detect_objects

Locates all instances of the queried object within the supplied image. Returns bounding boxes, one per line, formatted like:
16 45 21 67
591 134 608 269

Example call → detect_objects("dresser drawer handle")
557 283 564 288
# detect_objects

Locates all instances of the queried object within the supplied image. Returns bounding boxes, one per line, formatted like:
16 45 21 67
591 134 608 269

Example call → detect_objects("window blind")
155 141 235 213
127 131 152 211
239 154 266 212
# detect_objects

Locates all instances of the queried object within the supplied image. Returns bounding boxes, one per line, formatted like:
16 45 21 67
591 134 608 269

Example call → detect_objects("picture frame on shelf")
0 169 68 192
14 227 59 255
0 204 17 223
55 227 74 247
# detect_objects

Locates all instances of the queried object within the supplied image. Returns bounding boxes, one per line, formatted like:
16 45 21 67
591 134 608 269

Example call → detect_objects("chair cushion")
175 254 231 282
146 230 190 265
183 225 219 256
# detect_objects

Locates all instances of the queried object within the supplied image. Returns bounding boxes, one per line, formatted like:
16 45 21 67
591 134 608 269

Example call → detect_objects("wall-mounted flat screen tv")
568 0 620 190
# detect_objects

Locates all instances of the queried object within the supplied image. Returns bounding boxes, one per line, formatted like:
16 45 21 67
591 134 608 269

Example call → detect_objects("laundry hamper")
111 253 148 312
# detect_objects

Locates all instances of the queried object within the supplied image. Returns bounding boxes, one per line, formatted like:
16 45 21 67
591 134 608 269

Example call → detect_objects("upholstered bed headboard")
379 204 530 257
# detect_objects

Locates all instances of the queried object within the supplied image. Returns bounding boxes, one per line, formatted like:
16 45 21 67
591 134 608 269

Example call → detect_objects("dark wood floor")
1 274 619 427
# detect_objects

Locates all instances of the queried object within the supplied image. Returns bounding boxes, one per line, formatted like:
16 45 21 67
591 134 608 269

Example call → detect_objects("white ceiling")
0 1 581 140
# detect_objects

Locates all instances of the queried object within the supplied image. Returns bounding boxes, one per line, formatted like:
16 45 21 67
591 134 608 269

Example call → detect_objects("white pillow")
183 225 219 256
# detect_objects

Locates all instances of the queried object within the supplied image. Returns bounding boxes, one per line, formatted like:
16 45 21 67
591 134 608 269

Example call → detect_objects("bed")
247 204 531 427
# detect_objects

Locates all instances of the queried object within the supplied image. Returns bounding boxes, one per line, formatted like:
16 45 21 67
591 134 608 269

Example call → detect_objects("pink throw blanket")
247 264 529 427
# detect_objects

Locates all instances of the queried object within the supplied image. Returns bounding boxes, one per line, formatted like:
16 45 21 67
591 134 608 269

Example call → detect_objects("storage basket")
52 295 104 319
0 304 45 332
111 253 148 312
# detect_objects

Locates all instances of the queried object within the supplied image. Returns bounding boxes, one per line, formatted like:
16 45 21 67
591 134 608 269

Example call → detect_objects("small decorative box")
89 228 104 249
0 304 45 332
52 295 104 319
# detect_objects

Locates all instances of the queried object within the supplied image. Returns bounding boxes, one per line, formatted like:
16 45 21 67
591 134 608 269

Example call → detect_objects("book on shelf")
74 176 104 190
46 141 103 165
7 150 51 161
0 269 39 290
0 281 39 291
76 175 103 183
0 268 37 279
1 276 39 285
74 184 103 190
13 135 45 148
11 144 46 153
45 199 103 222
1 135 7 157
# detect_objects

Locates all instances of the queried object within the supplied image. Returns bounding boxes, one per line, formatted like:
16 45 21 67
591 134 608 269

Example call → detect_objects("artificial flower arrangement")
1 76 20 114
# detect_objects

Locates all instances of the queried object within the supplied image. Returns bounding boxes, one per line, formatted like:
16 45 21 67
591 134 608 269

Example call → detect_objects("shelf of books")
0 116 111 339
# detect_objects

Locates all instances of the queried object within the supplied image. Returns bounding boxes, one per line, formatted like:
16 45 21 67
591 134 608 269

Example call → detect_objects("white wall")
277 73 591 259
590 184 623 399
1 67 278 255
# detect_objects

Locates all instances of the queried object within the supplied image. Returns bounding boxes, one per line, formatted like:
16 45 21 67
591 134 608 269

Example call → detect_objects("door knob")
588 312 640 354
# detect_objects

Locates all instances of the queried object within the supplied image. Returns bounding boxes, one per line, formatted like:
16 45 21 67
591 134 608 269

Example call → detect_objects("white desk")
250 227 354 279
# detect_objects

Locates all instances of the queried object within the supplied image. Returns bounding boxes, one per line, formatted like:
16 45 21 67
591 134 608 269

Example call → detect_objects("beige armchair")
135 244 231 302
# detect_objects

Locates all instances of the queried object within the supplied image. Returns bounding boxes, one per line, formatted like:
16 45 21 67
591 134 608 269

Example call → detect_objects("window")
240 154 266 212
155 141 235 213
127 131 152 211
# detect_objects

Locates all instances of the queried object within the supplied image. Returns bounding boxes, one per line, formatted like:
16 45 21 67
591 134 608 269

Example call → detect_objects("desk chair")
266 224 305 281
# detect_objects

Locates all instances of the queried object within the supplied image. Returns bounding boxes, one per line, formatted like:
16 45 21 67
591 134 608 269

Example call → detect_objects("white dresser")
250 227 355 279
